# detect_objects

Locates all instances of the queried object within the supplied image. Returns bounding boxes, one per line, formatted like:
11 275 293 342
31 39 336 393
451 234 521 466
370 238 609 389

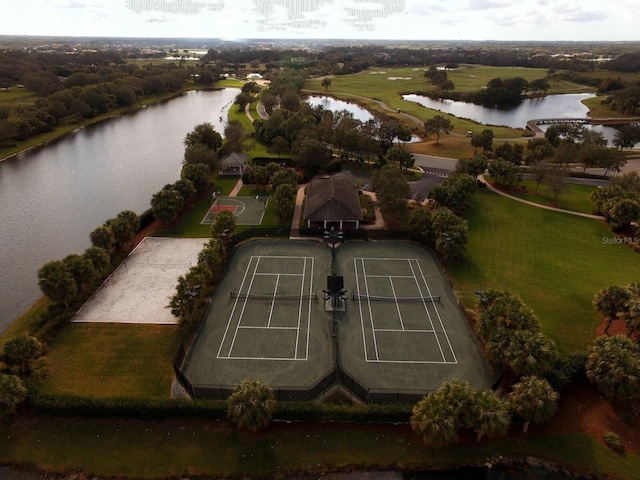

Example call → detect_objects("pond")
0 88 239 334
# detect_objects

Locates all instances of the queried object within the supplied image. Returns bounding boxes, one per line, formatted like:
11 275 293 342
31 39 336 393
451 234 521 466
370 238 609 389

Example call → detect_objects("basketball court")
201 194 268 225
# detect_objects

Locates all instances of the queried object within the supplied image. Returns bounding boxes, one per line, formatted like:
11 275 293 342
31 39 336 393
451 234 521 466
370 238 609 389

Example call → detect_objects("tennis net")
352 294 441 303
230 291 317 300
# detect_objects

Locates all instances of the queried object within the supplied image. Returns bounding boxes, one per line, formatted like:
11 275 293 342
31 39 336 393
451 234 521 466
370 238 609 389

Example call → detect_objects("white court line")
362 258 380 361
354 257 370 362
414 259 458 364
266 274 280 328
367 275 414 278
218 255 313 361
389 277 405 330
217 256 257 358
408 259 446 361
374 328 434 333
227 257 263 357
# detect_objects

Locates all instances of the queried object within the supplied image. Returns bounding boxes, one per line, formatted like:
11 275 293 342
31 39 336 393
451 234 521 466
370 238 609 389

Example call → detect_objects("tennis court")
183 240 334 396
201 195 268 225
181 240 493 401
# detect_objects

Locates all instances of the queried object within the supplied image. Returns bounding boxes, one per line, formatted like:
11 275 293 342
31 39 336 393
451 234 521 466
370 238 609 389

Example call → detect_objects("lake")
0 88 239 334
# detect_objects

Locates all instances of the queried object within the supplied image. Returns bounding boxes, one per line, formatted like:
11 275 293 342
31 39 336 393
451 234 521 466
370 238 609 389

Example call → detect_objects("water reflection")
0 89 239 333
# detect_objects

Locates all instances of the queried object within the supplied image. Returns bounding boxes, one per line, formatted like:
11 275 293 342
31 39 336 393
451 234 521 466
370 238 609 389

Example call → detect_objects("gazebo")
218 152 248 175
304 175 363 230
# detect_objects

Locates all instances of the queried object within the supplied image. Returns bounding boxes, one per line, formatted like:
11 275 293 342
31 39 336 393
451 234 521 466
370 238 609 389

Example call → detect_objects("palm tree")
594 285 632 335
509 376 559 433
506 330 559 377
468 390 510 442
37 260 77 309
0 374 28 417
410 394 459 447
1 334 42 374
434 380 473 422
586 335 640 401
227 379 276 432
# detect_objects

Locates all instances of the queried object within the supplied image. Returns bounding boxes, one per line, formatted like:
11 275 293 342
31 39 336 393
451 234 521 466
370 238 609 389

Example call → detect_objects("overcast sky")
4 0 639 42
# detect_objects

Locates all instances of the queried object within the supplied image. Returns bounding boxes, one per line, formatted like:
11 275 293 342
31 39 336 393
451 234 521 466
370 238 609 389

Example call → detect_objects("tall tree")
183 122 223 151
321 77 332 92
90 225 115 251
586 334 640 401
594 285 632 335
224 120 246 152
385 145 414 173
0 374 28 418
151 188 184 225
1 334 42 375
227 379 277 432
424 115 454 145
509 376 559 433
410 393 459 447
468 390 511 442
37 260 77 309
431 207 469 264
62 254 96 292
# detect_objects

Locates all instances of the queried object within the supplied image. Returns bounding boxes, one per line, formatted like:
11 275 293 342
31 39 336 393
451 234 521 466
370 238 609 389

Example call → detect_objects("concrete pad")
74 237 208 324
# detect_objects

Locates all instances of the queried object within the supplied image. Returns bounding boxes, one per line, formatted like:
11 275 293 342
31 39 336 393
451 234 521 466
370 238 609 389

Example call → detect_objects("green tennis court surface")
182 240 493 401
201 195 268 225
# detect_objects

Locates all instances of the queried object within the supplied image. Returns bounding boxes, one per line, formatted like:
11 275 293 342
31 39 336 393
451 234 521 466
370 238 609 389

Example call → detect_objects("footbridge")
526 117 640 136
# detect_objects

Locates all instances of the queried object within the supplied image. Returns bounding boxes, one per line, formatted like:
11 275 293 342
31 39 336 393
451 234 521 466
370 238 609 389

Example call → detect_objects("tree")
62 254 96 292
372 165 410 224
37 260 77 309
431 207 468 264
1 334 42 374
427 174 477 211
224 120 246 152
606 198 640 230
613 125 640 150
227 378 277 432
172 179 197 205
509 376 558 433
294 138 332 175
543 163 569 205
321 77 332 92
184 143 217 167
170 265 210 333
586 335 640 401
210 210 236 260
468 390 510 442
151 188 184 225
506 330 559 377
384 145 414 173
269 135 290 157
594 285 632 335
410 393 459 447
408 207 434 244
83 246 110 276
474 129 494 154
455 155 487 178
488 158 520 188
181 163 211 195
439 79 455 92
0 374 28 418
424 115 454 145
269 168 298 191
248 165 270 191
90 225 115 251
494 142 523 165
272 183 297 221
184 122 223 151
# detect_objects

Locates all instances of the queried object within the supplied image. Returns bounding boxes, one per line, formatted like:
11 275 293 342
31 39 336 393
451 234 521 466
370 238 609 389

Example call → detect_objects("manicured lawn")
448 189 640 353
486 177 598 214
1 417 638 479
39 323 181 398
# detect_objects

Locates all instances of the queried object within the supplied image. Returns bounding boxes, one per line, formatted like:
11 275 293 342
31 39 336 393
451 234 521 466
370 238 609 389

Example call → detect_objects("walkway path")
478 175 605 220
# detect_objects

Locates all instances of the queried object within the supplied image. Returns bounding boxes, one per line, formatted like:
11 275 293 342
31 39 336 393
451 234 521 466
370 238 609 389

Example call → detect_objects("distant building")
304 175 363 230
246 73 263 80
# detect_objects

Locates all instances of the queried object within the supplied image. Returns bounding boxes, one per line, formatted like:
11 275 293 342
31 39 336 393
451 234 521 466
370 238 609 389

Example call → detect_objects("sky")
3 0 640 42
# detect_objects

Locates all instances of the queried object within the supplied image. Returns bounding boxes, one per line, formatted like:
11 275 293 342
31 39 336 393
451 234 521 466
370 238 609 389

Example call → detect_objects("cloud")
552 4 607 22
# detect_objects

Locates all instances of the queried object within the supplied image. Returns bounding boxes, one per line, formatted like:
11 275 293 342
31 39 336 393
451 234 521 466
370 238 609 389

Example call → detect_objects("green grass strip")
449 189 640 353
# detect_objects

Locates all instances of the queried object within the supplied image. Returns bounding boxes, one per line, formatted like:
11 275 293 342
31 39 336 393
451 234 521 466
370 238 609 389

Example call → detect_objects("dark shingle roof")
218 152 248 167
304 176 363 222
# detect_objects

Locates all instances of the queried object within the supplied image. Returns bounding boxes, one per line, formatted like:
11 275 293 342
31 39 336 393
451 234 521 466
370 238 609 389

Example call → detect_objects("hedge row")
28 393 412 423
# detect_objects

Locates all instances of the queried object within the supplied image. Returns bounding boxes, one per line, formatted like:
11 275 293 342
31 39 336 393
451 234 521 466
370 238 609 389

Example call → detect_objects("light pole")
255 195 267 209
323 226 343 276
323 287 348 337
219 228 230 260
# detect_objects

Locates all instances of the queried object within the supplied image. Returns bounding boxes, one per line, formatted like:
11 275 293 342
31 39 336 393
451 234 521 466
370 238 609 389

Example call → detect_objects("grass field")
486 177 598 214
38 323 180 398
449 189 640 353
1 417 638 479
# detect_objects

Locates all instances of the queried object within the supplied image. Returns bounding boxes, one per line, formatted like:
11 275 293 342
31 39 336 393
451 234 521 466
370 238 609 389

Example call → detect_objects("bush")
545 351 588 390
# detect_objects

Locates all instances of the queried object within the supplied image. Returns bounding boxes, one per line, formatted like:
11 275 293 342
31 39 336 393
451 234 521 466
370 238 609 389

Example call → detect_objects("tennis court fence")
174 345 428 403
